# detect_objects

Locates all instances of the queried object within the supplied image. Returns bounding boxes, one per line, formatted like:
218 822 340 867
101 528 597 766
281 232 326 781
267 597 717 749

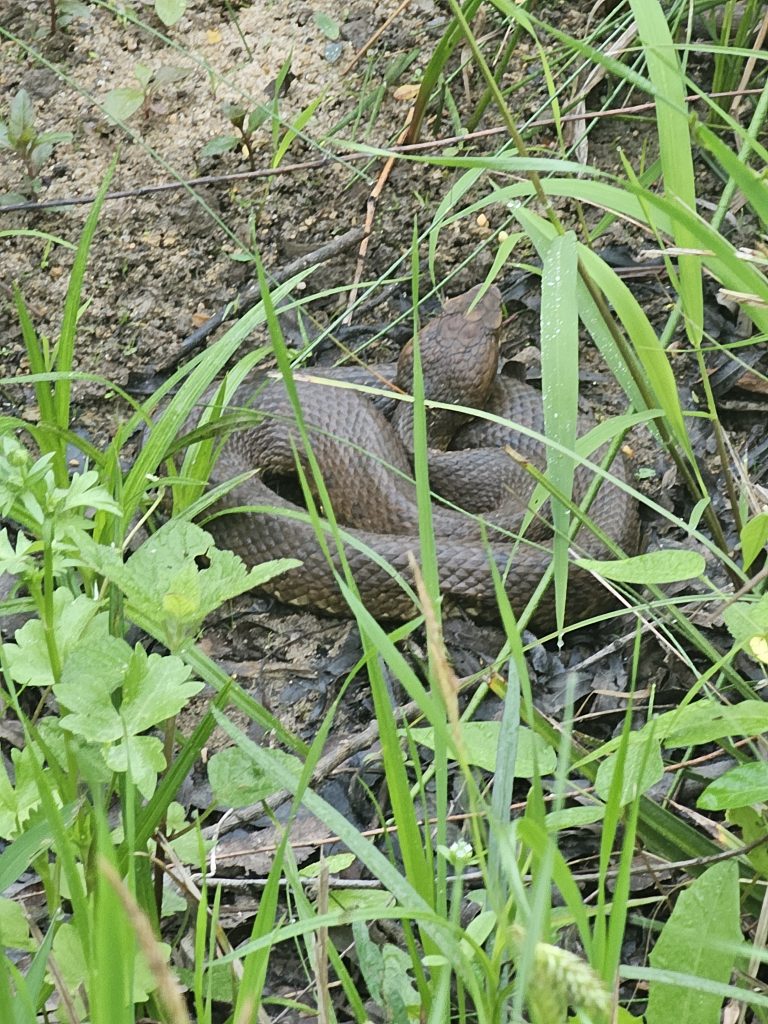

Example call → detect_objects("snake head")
394 283 503 449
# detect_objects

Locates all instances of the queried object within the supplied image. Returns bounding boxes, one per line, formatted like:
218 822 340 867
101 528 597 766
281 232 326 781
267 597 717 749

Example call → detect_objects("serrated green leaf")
103 87 144 122
0 528 34 576
55 634 132 727
406 722 556 777
77 520 300 646
119 646 201 733
697 762 768 811
106 735 166 799
51 470 121 520
574 548 705 584
4 590 105 687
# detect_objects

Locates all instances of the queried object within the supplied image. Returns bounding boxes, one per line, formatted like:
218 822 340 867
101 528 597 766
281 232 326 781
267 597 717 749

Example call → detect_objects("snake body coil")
203 285 639 629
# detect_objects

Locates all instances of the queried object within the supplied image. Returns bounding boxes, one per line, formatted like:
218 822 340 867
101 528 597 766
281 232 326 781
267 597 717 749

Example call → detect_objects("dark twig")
0 88 760 216
157 225 365 372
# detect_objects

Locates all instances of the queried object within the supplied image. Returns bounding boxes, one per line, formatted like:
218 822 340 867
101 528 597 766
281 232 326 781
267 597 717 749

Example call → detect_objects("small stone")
324 41 344 63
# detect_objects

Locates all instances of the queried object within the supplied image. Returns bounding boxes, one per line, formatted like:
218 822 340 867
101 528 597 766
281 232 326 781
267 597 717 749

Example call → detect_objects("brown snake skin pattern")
202 284 640 629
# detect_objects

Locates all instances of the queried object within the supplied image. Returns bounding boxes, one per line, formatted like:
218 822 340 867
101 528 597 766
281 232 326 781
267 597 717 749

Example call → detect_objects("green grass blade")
53 156 118 476
539 231 580 633
629 0 703 342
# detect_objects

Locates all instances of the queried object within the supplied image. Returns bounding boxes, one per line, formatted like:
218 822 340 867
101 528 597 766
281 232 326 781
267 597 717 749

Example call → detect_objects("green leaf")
313 10 340 40
105 735 166 799
221 102 246 126
406 721 556 777
55 634 132 723
103 87 145 122
56 644 201 742
78 520 300 648
55 469 121 516
741 512 768 571
121 645 202 732
199 134 240 158
8 90 34 147
544 806 605 832
0 897 34 951
133 63 153 89
53 921 167 1005
155 0 186 26
4 590 104 687
299 852 356 878
35 130 74 147
724 594 768 644
595 734 664 805
575 548 705 584
29 142 53 174
152 65 192 87
726 806 768 877
646 861 741 1024
246 106 269 132
207 746 301 808
697 762 768 811
663 700 768 748
0 802 79 879
0 529 35 577
0 748 44 840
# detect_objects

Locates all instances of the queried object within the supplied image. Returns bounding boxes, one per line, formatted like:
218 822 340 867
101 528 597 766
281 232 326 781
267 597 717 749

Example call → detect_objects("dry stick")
344 107 415 321
342 0 414 75
0 88 760 215
201 694 427 840
729 9 768 137
314 863 331 1024
193 829 768 892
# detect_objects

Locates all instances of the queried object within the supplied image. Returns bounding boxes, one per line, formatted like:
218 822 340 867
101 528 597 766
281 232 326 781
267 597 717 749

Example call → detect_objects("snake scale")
202 285 640 629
